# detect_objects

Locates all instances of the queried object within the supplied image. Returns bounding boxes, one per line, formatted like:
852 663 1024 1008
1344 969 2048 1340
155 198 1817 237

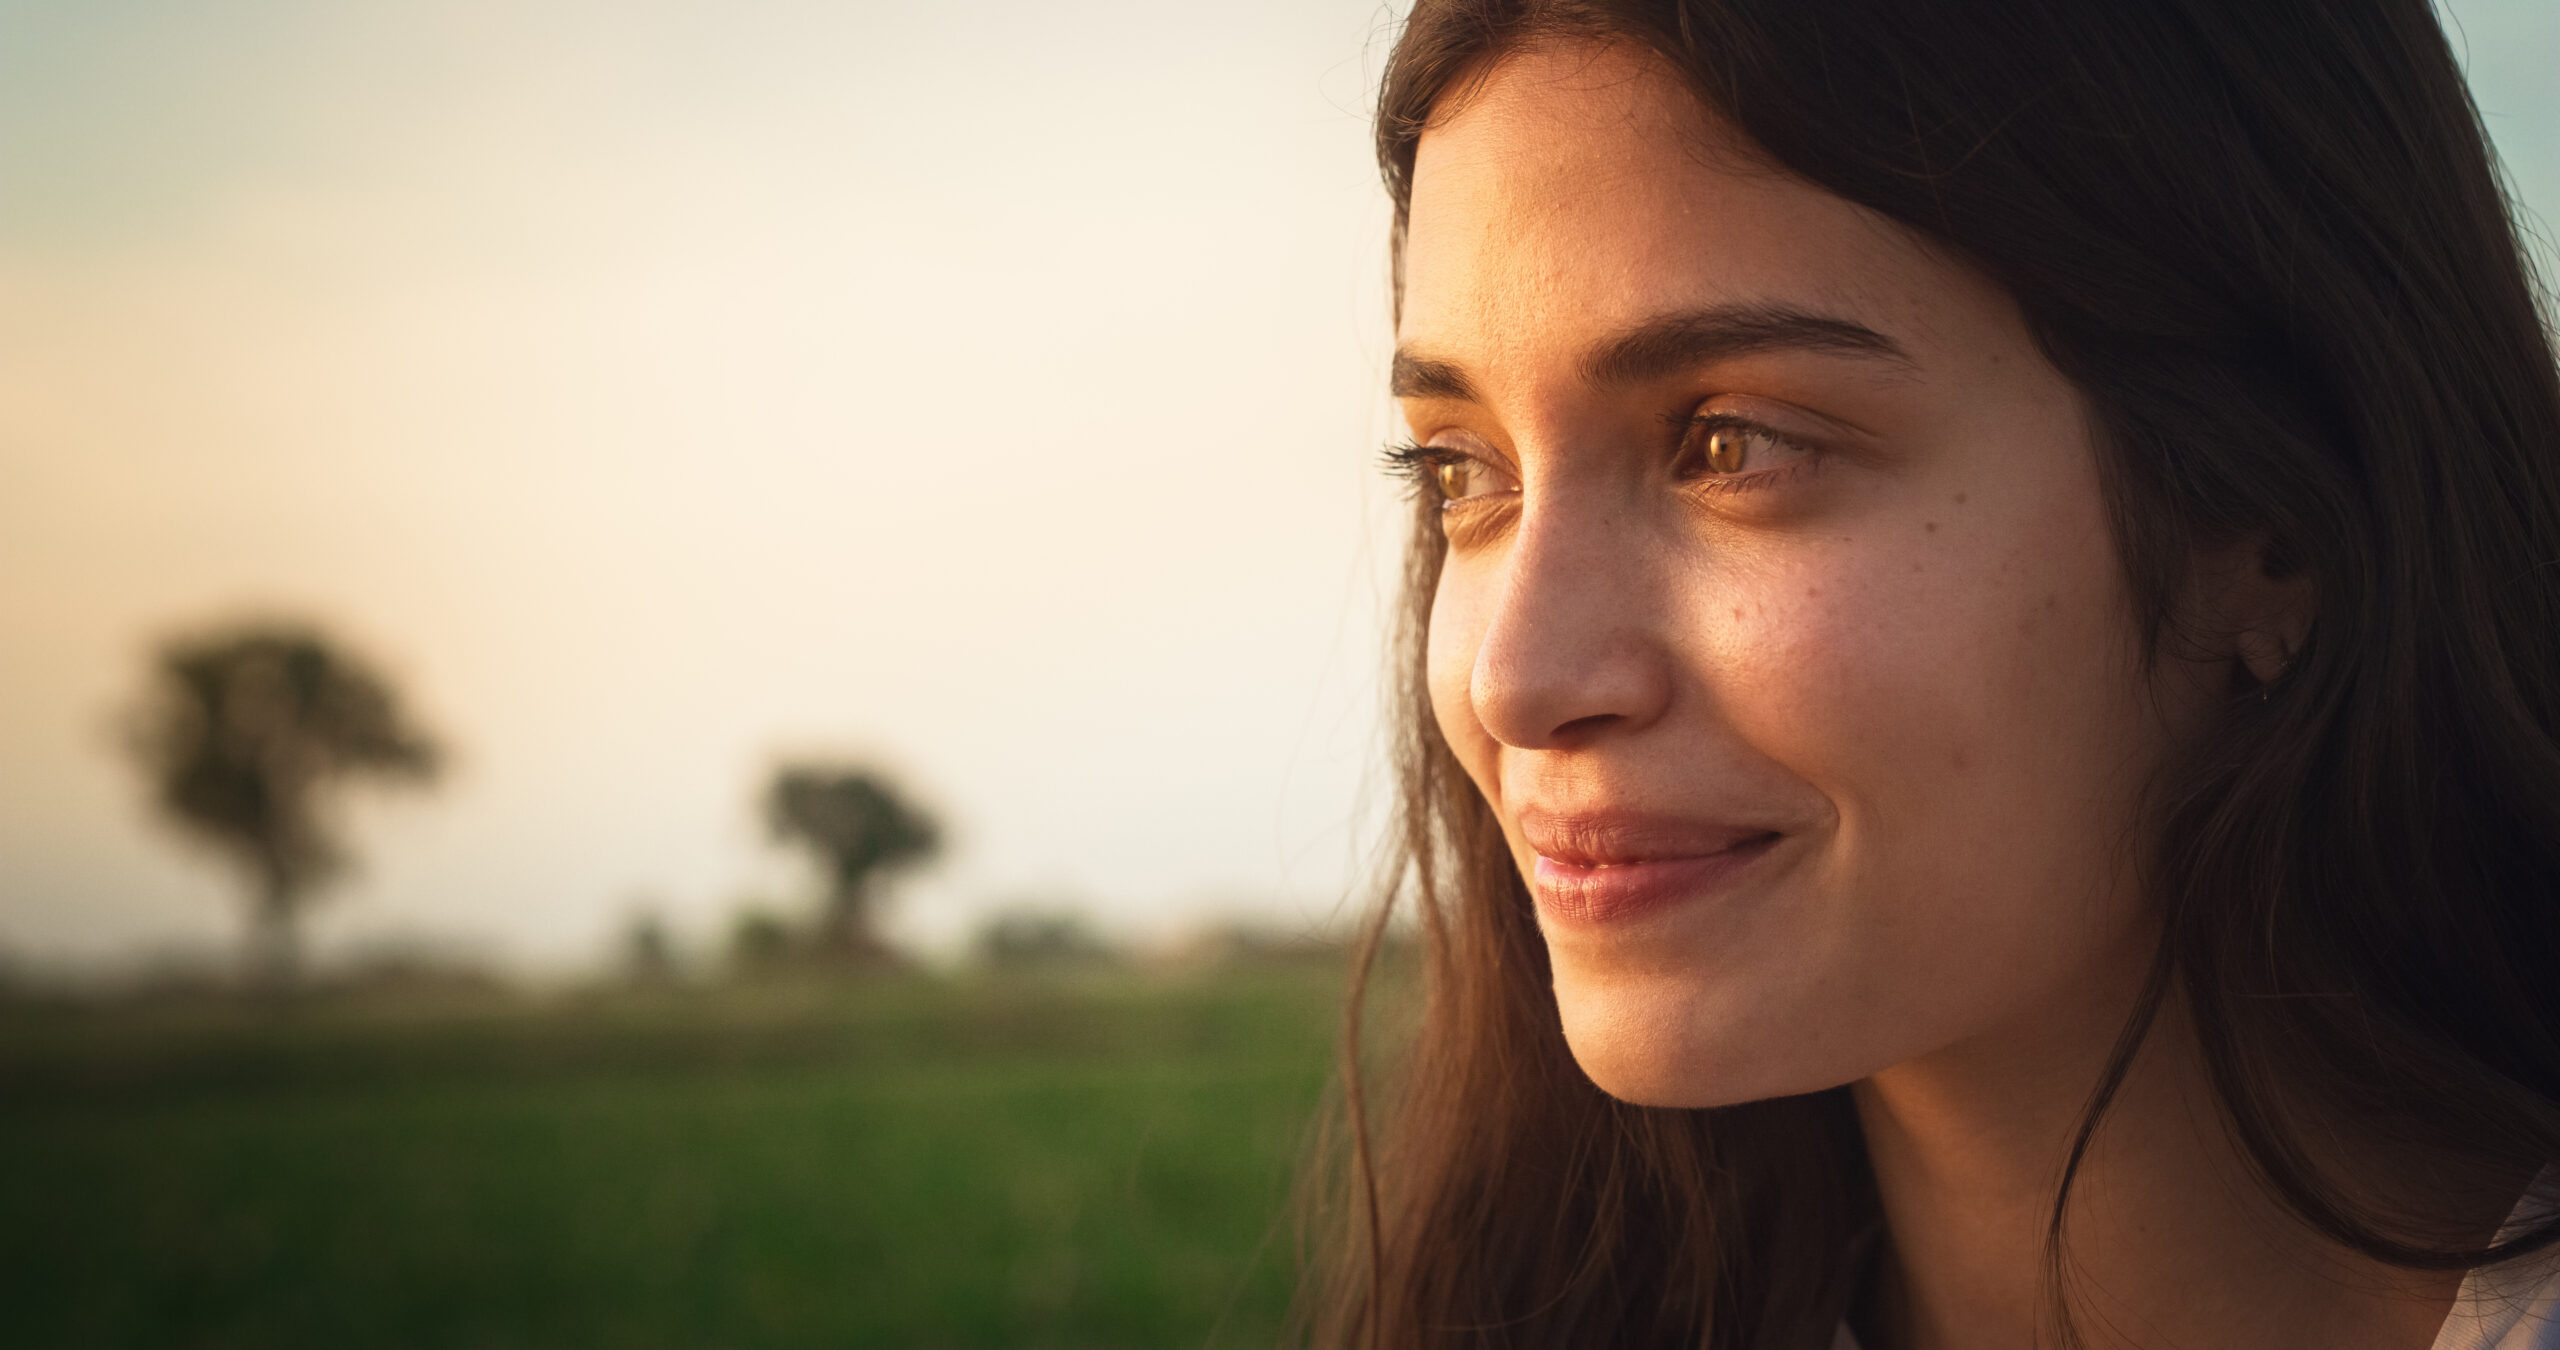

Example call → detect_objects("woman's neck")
1850 975 2470 1350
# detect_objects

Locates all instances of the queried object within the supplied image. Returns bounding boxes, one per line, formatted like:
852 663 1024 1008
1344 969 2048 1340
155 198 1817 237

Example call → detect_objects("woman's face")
1399 43 2222 1107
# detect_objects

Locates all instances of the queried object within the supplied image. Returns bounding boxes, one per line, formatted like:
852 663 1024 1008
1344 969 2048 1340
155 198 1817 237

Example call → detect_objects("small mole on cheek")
1924 521 1938 534
1805 587 1820 599
1954 493 1968 505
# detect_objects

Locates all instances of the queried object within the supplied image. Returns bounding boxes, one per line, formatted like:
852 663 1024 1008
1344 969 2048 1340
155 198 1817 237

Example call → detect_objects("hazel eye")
1678 417 1806 482
1385 438 1515 503
1705 427 1750 474
1434 457 1474 500
1697 423 1774 475
1432 452 1520 503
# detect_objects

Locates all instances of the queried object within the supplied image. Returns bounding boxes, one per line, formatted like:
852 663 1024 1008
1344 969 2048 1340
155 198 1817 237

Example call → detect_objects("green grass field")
0 963 1349 1349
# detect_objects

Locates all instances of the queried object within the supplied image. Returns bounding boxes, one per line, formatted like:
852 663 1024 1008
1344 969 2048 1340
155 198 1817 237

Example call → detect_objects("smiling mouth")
1530 831 1783 926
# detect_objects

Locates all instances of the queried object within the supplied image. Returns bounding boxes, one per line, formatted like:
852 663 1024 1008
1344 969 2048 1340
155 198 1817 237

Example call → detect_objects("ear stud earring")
2236 629 2294 697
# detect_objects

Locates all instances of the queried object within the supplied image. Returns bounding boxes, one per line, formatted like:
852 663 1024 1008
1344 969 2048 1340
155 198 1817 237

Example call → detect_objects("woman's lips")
1530 832 1782 926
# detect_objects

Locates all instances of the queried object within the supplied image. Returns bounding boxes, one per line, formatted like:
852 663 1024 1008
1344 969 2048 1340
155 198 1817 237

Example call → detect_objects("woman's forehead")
1396 42 1980 386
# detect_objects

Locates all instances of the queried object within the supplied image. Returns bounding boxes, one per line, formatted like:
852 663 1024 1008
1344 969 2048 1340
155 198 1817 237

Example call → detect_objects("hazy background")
3 0 2555 976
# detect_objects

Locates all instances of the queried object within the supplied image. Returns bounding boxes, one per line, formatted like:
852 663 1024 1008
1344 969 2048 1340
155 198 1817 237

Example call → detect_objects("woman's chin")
1549 962 1861 1109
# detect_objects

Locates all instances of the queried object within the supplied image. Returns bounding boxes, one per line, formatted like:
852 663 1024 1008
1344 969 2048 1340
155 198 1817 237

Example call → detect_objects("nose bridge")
1471 477 1674 748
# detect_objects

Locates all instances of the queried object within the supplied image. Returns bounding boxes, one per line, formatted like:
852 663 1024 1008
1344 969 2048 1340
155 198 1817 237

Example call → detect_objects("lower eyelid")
1688 456 1819 497
1440 495 1521 536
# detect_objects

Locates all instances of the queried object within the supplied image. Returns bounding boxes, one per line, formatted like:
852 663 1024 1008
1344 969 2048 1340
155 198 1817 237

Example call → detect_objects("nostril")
1553 711 1623 742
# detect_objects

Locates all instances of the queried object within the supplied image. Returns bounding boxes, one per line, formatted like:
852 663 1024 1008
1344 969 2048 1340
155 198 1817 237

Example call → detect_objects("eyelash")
1380 441 1467 496
1379 416 1816 500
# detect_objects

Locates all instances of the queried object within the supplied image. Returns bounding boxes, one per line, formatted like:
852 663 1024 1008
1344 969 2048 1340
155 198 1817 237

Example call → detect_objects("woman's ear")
2206 533 2315 687
2234 626 2295 686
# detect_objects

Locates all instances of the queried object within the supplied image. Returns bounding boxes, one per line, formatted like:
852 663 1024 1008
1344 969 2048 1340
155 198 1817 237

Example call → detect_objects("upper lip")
1519 809 1780 867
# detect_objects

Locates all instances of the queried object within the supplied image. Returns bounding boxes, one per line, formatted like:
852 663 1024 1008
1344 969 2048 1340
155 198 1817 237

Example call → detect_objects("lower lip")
1532 836 1781 926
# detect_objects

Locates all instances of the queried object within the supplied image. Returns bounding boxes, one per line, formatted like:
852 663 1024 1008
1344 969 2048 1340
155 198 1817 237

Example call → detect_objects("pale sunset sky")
2 1 2555 973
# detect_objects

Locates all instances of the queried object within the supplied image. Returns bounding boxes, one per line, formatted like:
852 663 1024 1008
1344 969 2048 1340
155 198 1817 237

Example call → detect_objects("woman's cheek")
1690 537 2000 820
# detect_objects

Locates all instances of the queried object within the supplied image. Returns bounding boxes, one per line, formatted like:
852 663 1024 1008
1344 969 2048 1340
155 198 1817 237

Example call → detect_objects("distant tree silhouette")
973 904 1117 971
726 905 797 971
762 764 941 963
620 905 677 983
126 622 441 988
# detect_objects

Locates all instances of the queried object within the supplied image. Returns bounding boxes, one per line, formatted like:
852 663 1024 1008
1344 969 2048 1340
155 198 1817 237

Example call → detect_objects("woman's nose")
1467 505 1676 750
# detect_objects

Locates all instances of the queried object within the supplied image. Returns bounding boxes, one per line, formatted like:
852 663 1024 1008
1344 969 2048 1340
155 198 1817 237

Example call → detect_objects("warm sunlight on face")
1397 42 2218 1107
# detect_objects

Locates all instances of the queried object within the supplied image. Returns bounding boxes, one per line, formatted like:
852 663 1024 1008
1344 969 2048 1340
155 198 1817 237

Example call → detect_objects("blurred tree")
763 764 941 964
725 905 797 972
126 622 441 988
621 906 677 983
973 905 1117 971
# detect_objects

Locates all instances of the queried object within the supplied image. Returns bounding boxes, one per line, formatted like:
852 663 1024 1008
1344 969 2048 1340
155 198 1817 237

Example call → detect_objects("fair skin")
1397 40 2453 1350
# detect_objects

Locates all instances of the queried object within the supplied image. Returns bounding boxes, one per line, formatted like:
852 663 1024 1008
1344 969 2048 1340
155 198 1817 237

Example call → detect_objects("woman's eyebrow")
1389 352 1478 401
1390 303 1915 404
1581 304 1915 387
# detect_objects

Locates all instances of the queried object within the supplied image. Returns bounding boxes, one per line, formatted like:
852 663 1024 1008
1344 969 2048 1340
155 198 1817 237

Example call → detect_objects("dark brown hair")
1311 1 2560 1346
